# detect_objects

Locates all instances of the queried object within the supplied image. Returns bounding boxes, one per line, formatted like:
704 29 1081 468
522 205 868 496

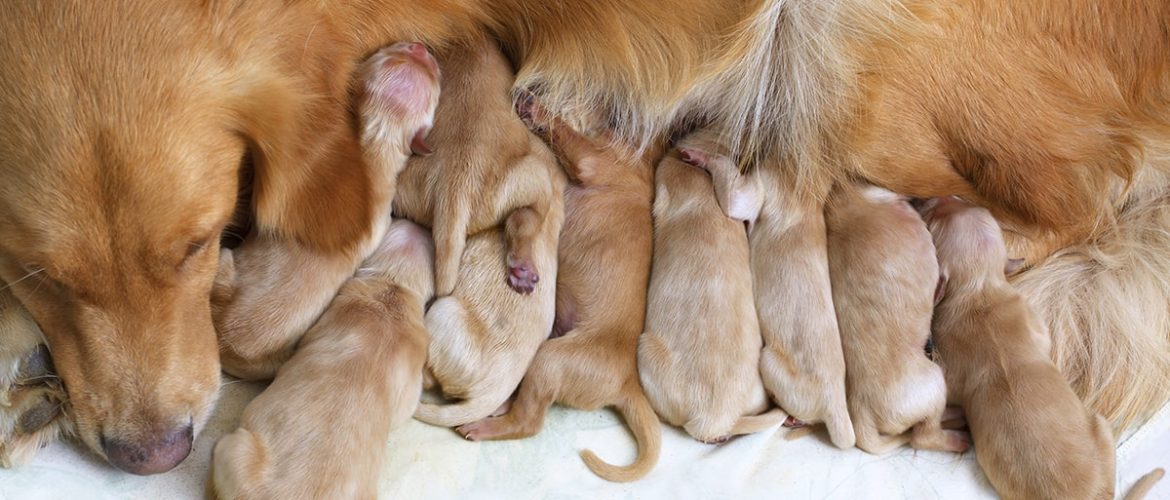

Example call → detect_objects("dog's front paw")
506 257 539 295
0 340 69 468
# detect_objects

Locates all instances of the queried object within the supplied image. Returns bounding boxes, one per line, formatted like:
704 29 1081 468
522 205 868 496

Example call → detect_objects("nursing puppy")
391 32 561 298
455 99 661 482
638 134 784 444
701 153 855 449
211 220 432 500
924 196 1127 499
212 42 440 380
826 184 966 454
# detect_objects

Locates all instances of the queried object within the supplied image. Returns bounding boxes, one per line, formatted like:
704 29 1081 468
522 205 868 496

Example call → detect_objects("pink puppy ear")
410 128 433 156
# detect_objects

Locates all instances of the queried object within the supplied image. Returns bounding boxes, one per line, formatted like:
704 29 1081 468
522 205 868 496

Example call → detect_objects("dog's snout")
100 423 193 475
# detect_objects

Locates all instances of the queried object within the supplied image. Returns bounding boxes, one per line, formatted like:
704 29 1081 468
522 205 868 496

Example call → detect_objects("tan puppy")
392 32 562 298
700 152 856 449
212 220 433 500
924 196 1127 499
638 135 784 444
455 98 661 482
826 184 967 455
212 42 440 380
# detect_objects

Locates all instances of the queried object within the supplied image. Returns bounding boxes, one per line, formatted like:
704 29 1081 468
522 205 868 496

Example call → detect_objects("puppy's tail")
415 394 510 428
211 428 267 499
824 409 857 450
580 383 662 483
1124 468 1165 500
727 407 787 436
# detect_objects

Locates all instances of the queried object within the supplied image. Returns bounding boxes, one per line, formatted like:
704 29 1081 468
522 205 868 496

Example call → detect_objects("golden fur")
638 136 784 444
826 184 967 455
211 220 433 499
455 100 662 482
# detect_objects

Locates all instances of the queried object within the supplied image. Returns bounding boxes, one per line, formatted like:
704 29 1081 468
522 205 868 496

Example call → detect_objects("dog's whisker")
0 268 45 292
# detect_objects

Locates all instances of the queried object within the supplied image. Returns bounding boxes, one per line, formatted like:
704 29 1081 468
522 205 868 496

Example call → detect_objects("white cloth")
1 377 1166 499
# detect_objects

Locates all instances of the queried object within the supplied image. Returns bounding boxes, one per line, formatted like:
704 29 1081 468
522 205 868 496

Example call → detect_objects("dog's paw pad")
506 260 539 295
782 416 807 428
701 435 731 445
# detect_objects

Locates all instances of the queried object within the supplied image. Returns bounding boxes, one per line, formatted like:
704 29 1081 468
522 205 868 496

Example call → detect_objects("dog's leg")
0 287 69 468
909 417 970 453
504 207 544 294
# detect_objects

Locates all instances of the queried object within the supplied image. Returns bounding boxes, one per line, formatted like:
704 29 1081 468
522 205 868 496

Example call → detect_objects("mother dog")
1 0 1168 474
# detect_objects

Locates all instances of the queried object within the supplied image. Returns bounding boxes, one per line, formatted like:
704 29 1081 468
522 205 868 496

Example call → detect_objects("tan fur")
826 184 967 455
211 220 433 500
925 196 1116 500
638 135 783 444
455 101 662 482
391 32 560 298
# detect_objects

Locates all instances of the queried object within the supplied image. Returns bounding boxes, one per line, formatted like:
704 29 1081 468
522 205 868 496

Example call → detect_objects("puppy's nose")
101 423 193 475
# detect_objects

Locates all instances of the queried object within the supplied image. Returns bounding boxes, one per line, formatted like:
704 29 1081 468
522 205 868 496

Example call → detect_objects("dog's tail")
580 382 662 483
727 407 787 436
1124 468 1166 500
1012 192 1170 430
414 397 508 428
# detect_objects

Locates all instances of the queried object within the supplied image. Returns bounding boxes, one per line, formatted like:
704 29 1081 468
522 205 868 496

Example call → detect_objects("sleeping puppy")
825 184 967 455
211 220 432 500
391 32 562 298
638 133 784 444
923 196 1133 499
701 153 855 449
455 98 661 483
212 42 440 380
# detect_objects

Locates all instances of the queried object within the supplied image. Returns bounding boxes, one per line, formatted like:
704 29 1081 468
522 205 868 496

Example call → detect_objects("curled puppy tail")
1124 468 1166 500
580 384 662 483
727 408 787 436
211 429 267 500
415 390 512 428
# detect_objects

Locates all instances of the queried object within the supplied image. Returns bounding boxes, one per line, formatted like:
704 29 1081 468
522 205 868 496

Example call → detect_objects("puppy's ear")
235 72 374 254
1005 258 1025 276
933 272 947 306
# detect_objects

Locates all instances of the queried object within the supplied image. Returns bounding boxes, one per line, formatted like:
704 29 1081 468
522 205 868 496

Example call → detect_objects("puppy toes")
514 91 550 134
456 420 494 441
701 435 732 445
506 258 539 295
782 416 807 428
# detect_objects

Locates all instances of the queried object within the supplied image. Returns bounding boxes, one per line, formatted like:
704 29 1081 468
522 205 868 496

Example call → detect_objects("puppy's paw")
701 435 732 446
943 429 972 453
505 256 539 295
514 91 551 134
455 419 496 441
0 345 69 468
782 416 807 428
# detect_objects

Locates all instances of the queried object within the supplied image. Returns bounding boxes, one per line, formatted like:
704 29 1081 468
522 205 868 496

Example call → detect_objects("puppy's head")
0 2 362 474
919 196 1010 291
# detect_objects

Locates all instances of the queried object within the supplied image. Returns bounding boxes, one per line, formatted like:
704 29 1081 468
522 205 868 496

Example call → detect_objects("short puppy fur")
392 32 561 297
455 98 661 482
826 184 966 454
212 220 433 500
924 196 1123 500
638 133 784 444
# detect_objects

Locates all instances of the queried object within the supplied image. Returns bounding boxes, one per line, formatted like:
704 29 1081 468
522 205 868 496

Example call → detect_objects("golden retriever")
455 97 662 482
2 0 1169 474
826 184 967 454
639 134 784 444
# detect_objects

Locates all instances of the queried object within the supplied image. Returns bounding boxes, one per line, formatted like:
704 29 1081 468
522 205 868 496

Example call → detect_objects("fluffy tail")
1012 193 1170 430
414 393 510 428
1124 468 1166 500
580 384 662 483
727 407 787 436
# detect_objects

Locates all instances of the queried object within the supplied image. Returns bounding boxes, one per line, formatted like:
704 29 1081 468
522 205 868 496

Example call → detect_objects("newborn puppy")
638 134 784 444
703 153 855 449
826 184 966 454
212 219 434 500
455 98 661 483
414 201 564 427
924 196 1128 499
212 42 440 380
392 32 561 297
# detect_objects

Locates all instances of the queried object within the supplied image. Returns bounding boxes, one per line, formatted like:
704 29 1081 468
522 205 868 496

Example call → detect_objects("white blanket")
2 377 1166 499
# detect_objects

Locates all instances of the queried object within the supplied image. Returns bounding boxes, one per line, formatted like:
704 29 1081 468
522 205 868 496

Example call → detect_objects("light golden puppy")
923 196 1164 500
212 219 433 500
701 152 855 449
455 98 661 482
638 135 784 444
826 184 967 455
212 42 441 381
392 32 562 298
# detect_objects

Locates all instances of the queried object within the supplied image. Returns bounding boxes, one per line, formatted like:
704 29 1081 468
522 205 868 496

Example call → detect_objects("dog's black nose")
100 423 193 475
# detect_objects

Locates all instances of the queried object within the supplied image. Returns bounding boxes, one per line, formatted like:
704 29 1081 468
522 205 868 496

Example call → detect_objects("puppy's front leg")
504 207 542 294
432 203 471 297
0 287 69 467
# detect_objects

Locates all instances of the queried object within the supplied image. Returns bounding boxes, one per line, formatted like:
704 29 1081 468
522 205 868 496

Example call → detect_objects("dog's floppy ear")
232 67 374 254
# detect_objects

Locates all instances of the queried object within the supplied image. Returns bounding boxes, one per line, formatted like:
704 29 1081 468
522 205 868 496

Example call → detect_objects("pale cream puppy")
212 219 434 500
924 196 1165 500
638 134 784 444
826 184 967 454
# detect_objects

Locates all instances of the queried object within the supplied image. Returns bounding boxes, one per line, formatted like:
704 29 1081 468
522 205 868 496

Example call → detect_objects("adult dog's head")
0 1 370 474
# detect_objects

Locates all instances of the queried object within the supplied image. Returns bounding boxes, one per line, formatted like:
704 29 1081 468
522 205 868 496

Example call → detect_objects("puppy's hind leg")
853 411 911 455
456 371 555 441
504 207 543 294
908 416 970 453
